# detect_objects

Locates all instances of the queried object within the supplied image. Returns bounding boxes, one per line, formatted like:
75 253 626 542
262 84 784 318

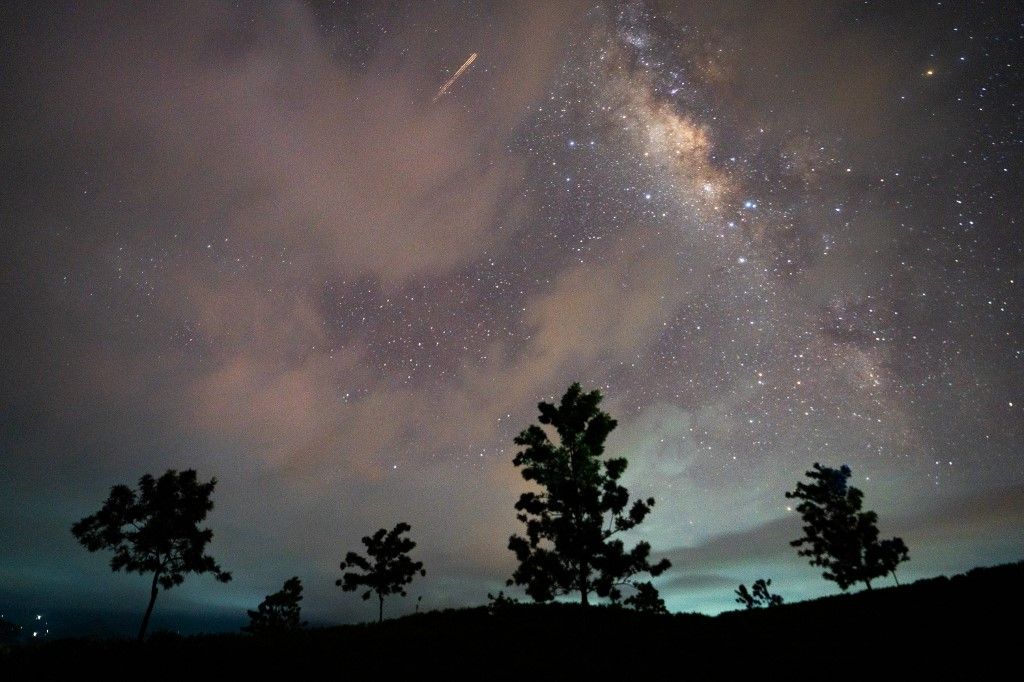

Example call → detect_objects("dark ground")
3 561 1021 678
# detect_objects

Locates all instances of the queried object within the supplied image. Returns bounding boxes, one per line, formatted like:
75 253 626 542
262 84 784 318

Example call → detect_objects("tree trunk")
378 594 384 623
892 571 900 586
138 571 161 641
579 558 589 607
864 579 873 591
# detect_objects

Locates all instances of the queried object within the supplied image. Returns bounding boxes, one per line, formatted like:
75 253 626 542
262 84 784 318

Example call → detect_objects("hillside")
4 561 1021 677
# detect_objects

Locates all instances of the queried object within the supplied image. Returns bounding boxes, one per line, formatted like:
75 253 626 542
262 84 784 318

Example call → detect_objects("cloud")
17 2 576 284
0 1 585 622
0 0 583 470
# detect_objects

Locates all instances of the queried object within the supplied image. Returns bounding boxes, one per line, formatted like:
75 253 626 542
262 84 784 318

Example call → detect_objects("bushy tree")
337 522 425 623
735 578 783 609
71 469 231 640
869 537 911 585
786 463 909 590
486 590 520 615
623 581 668 613
507 383 670 606
244 576 306 634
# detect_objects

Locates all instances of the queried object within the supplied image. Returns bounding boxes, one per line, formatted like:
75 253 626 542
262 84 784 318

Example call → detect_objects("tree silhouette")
623 581 668 613
486 590 520 615
243 576 306 634
507 383 670 606
786 463 909 590
337 522 425 623
735 578 783 609
734 584 756 609
71 469 231 640
870 537 911 586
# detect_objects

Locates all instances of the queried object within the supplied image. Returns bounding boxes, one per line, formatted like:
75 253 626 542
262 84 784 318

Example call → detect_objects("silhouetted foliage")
70 469 232 640
735 578 783 609
5 560 1024 676
785 463 909 590
337 522 425 623
507 383 670 606
243 577 306 634
734 584 755 609
486 590 520 615
623 581 668 613
870 537 911 585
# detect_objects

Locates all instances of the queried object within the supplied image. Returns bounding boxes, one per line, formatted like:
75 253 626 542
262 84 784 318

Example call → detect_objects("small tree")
785 463 909 590
624 581 668 613
869 537 911 586
735 578 783 609
337 522 425 623
243 576 306 634
71 469 231 640
507 383 670 607
486 590 520 616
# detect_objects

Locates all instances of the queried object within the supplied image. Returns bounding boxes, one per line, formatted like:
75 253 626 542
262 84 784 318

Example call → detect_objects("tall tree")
243 576 306 634
786 463 909 590
337 522 425 623
71 469 232 640
507 383 670 607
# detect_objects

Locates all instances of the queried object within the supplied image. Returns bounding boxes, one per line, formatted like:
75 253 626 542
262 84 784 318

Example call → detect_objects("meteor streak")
432 53 478 102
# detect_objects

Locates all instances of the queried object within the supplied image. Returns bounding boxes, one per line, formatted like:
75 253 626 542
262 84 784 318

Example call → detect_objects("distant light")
644 193 652 200
36 615 42 620
925 68 935 76
737 257 747 264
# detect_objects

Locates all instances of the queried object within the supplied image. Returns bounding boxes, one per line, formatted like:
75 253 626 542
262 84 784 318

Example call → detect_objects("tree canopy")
786 463 909 590
71 469 231 640
735 578 783 609
244 576 306 634
337 522 425 622
507 382 670 608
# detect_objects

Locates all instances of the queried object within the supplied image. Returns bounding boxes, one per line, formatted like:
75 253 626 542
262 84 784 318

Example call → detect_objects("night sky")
2 1 1022 634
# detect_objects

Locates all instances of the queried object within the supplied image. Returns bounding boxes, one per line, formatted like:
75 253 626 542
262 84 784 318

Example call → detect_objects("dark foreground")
4 561 1021 677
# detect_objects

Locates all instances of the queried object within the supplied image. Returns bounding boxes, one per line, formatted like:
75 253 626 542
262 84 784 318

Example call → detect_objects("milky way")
1 1 1021 631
